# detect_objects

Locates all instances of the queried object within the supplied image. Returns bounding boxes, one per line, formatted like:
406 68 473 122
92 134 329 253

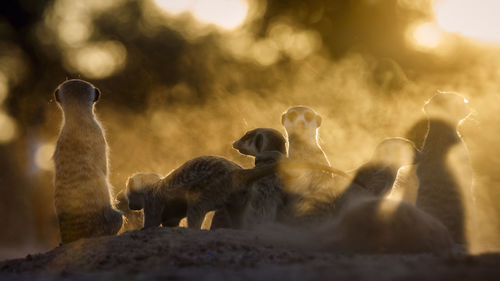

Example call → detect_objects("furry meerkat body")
126 156 278 229
125 173 187 228
348 137 420 197
335 137 421 213
280 106 339 223
232 128 287 229
416 92 474 244
52 79 122 243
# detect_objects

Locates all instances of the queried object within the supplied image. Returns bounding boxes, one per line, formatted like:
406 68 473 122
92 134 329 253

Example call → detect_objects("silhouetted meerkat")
126 156 279 229
348 137 420 197
332 137 420 215
317 197 453 254
52 79 122 243
232 128 287 229
416 92 473 244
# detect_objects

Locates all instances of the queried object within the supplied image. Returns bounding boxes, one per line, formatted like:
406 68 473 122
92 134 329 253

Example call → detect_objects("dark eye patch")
304 112 314 122
286 111 298 122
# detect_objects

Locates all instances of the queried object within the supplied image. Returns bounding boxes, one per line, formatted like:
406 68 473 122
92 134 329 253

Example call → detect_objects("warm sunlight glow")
434 0 500 43
154 0 248 30
66 41 127 79
192 0 248 29
251 39 280 66
58 19 92 46
0 111 18 144
154 0 195 14
35 143 55 172
411 22 443 49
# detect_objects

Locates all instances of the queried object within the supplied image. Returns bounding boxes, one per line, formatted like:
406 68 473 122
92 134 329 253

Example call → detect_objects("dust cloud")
0 0 500 258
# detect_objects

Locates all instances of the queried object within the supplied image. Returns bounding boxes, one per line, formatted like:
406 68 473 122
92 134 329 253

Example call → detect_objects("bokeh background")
1 0 499 259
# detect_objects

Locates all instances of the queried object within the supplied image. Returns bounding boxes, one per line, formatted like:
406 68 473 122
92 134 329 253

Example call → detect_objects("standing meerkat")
125 156 279 229
232 128 287 229
416 92 473 245
52 79 122 243
281 106 330 166
280 106 338 223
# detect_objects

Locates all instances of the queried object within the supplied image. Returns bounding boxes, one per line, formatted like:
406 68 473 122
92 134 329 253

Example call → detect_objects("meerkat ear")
281 113 286 125
315 114 322 127
54 89 61 103
93 87 101 102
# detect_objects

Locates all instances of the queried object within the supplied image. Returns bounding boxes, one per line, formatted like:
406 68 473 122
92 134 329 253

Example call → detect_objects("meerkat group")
50 78 473 253
125 155 280 229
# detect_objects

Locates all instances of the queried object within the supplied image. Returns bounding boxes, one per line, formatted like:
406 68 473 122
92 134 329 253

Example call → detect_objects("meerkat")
348 137 420 197
52 79 122 243
232 128 287 229
281 106 330 167
280 106 344 223
331 137 420 215
416 92 474 244
125 155 279 229
125 173 187 228
115 189 144 232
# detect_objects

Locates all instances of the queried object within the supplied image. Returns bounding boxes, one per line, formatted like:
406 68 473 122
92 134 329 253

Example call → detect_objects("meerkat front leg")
143 198 164 229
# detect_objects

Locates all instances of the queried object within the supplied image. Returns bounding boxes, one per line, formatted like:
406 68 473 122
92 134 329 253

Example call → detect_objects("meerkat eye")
304 112 314 122
287 111 298 122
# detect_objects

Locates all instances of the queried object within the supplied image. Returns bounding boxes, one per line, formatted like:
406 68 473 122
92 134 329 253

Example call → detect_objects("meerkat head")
281 106 322 142
371 137 421 168
125 173 161 210
54 79 101 109
233 128 286 156
423 92 471 124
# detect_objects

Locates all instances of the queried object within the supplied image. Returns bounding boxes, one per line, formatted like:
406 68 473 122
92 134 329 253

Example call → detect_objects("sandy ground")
1 227 500 281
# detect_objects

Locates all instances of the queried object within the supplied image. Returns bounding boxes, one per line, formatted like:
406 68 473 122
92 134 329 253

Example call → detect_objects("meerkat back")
53 79 122 243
